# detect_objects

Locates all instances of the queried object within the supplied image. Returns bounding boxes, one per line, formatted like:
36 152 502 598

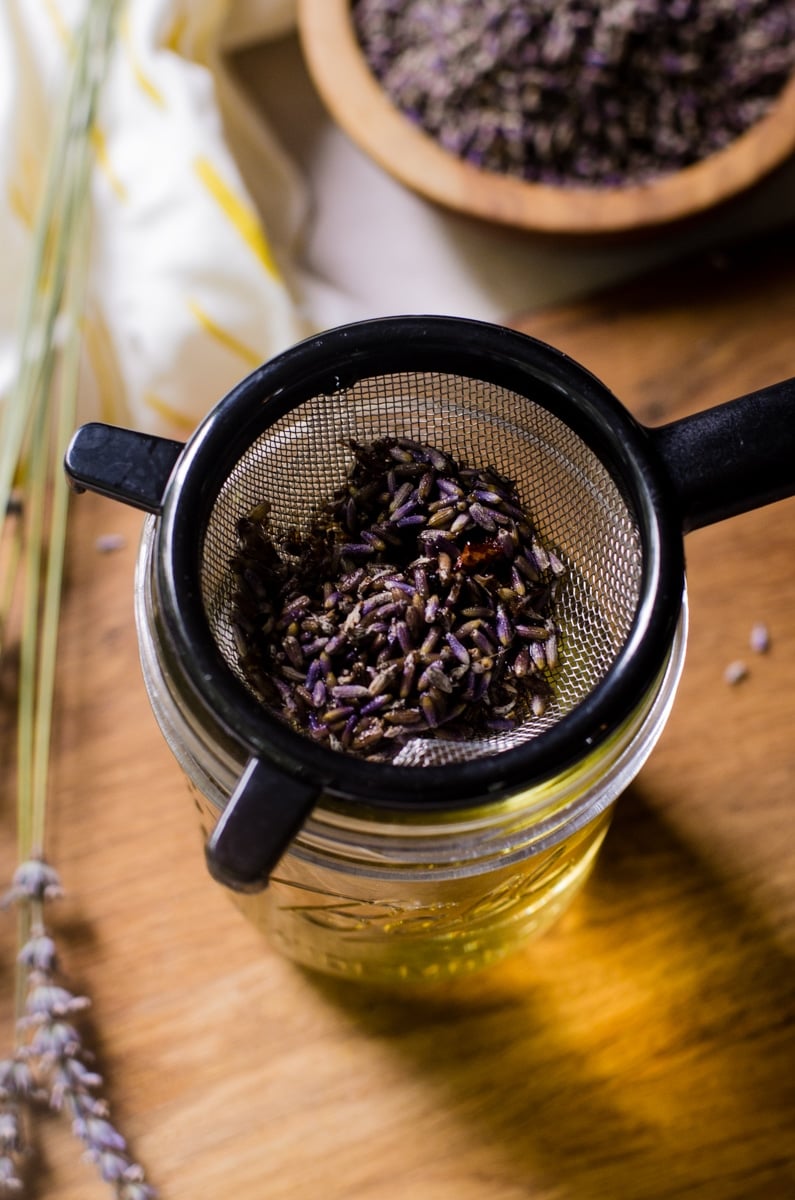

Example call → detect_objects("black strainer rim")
155 316 684 810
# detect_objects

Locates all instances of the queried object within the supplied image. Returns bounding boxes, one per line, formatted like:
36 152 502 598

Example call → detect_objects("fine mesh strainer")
65 316 795 890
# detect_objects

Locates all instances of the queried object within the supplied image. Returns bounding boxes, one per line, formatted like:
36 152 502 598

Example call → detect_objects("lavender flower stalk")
0 859 155 1199
0 5 157 1190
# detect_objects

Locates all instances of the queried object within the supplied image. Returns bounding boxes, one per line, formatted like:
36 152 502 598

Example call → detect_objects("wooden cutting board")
1 231 794 1200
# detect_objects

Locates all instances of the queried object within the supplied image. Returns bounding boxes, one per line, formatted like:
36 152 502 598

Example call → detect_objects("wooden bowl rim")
297 0 795 235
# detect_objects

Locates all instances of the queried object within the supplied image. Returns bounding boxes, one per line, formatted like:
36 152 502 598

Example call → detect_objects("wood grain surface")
1 231 794 1199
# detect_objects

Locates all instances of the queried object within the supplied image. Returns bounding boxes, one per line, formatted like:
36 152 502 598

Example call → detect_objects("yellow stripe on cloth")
7 149 40 228
193 155 281 281
143 391 196 434
188 298 263 368
90 126 127 201
7 183 31 228
121 9 166 108
163 13 189 54
43 0 74 52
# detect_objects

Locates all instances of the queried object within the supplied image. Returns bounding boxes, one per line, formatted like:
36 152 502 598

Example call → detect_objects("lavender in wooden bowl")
297 0 795 233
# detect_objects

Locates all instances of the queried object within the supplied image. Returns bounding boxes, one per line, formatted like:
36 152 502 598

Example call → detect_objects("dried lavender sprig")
0 860 156 1199
0 0 158 1193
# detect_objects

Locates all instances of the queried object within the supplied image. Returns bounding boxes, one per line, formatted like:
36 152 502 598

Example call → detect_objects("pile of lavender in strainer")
229 437 565 761
351 0 795 187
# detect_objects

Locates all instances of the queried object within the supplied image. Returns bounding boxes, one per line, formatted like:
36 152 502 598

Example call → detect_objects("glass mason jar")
135 516 688 987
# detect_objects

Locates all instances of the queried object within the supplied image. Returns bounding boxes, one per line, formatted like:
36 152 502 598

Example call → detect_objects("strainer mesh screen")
200 372 642 765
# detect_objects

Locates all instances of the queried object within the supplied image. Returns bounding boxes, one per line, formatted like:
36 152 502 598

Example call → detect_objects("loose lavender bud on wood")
724 660 748 686
749 622 770 654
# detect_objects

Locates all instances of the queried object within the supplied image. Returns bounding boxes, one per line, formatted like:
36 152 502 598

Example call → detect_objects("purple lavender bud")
389 499 419 523
390 481 413 510
0 1112 21 1154
18 934 57 972
331 684 371 701
469 502 497 532
395 621 413 654
0 1058 35 1099
31 1021 81 1056
385 579 416 595
75 1115 127 1153
400 654 417 698
513 646 531 677
361 592 393 616
0 1155 22 1190
418 663 452 694
471 628 497 656
515 554 539 582
530 640 547 670
420 694 440 727
548 550 566 576
427 506 456 529
420 628 441 656
118 1181 157 1200
532 538 550 571
445 632 470 667
425 447 449 471
92 1149 130 1182
495 605 512 647
5 859 63 905
27 985 88 1018
417 471 434 501
321 706 355 726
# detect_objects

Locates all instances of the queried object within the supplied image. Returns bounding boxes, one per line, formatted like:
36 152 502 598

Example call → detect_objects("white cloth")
0 0 307 438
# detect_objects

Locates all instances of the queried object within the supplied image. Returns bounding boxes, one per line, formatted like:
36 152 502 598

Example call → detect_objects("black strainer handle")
205 757 318 892
64 423 184 513
651 376 795 533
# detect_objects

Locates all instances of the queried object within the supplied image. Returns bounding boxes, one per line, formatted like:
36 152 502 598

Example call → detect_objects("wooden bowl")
297 0 795 235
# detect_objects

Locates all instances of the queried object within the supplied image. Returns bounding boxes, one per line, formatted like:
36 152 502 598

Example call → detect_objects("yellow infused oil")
239 804 613 985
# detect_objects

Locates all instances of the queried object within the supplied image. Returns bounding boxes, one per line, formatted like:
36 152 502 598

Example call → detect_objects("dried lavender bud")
0 1060 36 1102
352 0 795 187
724 659 749 686
229 437 566 762
2 858 63 906
0 1153 22 1192
749 621 770 654
94 532 126 554
17 933 57 973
